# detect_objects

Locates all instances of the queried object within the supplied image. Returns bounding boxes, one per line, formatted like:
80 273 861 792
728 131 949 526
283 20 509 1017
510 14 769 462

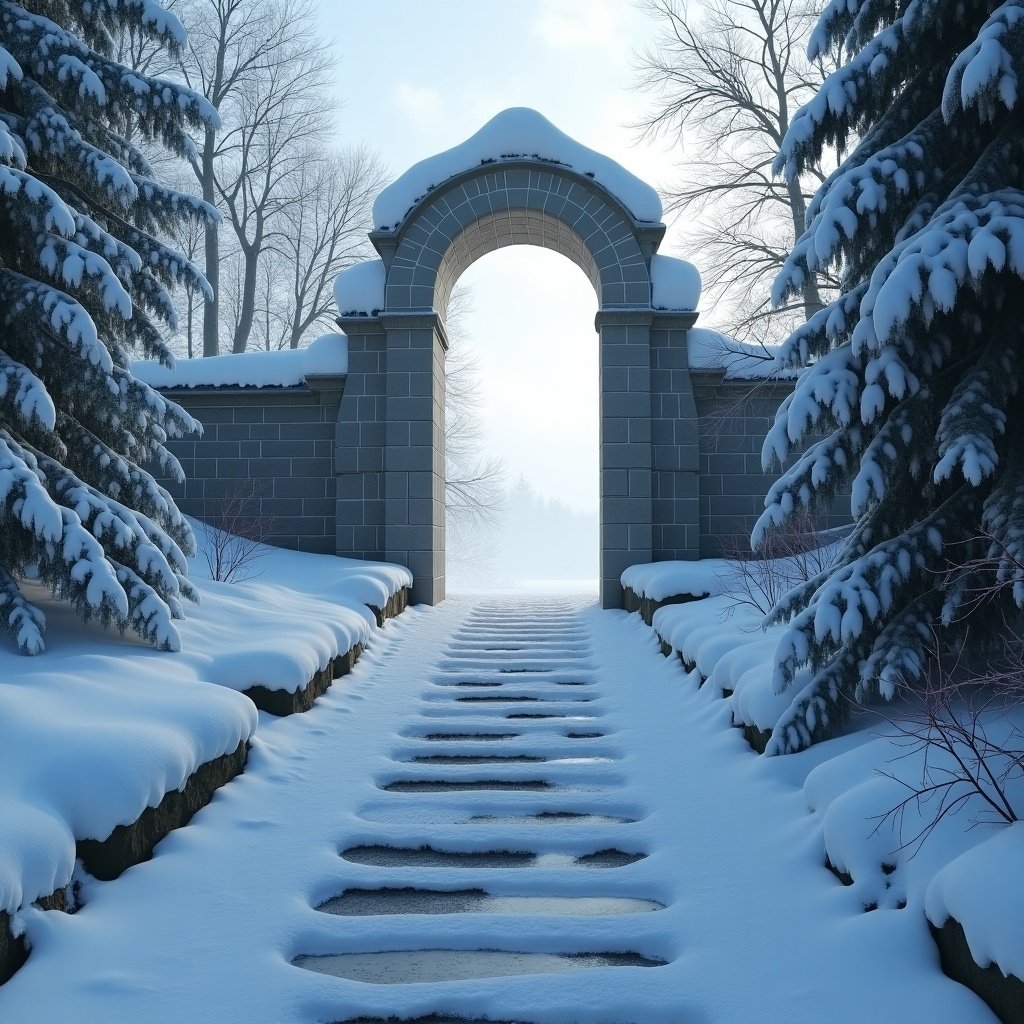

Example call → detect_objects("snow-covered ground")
632 558 1024 988
0 593 1000 1022
0 534 409 927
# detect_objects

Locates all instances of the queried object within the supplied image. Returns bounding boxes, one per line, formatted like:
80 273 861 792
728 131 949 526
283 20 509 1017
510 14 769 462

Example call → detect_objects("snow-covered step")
414 706 603 721
395 749 610 765
427 674 597 687
355 795 644 825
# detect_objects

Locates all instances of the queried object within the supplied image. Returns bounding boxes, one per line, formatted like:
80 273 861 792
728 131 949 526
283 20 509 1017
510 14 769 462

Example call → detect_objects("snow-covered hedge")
627 557 1024 986
0 540 411 921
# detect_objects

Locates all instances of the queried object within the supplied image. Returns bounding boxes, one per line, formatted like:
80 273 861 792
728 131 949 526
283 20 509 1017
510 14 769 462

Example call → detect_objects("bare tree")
175 0 332 355
260 147 386 350
634 0 841 342
444 286 506 527
198 481 275 582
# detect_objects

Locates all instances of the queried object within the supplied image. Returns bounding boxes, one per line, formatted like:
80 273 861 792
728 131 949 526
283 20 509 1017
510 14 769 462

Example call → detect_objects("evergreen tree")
758 0 1024 752
0 1 217 653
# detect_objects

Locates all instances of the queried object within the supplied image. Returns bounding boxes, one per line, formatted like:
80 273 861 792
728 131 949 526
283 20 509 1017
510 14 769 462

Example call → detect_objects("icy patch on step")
340 846 644 870
381 779 554 793
295 947 665 984
342 846 535 868
415 731 521 741
407 754 547 765
317 887 663 917
468 812 634 825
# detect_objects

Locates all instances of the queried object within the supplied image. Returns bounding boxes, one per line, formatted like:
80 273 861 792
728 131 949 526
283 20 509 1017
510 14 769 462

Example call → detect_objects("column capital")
649 310 699 330
594 308 655 330
336 314 385 337
379 309 450 351
593 308 700 331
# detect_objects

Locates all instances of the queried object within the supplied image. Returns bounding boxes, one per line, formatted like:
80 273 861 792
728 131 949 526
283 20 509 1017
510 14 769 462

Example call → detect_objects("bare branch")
633 0 844 340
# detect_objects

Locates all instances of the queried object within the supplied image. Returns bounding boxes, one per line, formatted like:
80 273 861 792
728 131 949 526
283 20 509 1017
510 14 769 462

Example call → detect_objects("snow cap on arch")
372 107 665 231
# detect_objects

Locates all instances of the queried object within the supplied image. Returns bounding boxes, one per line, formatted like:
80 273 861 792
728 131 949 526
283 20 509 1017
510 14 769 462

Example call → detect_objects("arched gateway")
333 109 702 608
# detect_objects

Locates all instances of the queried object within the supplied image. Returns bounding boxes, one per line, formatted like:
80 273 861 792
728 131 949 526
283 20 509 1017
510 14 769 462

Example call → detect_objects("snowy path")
0 597 995 1023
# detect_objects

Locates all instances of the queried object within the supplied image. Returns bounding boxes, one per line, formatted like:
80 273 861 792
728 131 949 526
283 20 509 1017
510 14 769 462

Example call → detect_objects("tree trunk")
231 237 261 354
786 176 824 321
201 127 220 357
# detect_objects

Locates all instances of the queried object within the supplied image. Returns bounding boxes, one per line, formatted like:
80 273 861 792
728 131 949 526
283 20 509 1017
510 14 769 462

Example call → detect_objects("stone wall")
692 369 850 557
154 375 346 555
151 347 850 578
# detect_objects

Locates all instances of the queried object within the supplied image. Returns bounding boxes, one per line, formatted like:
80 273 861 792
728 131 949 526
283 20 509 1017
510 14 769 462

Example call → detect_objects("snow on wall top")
372 107 664 230
688 327 796 380
132 333 348 390
650 254 701 311
334 258 385 317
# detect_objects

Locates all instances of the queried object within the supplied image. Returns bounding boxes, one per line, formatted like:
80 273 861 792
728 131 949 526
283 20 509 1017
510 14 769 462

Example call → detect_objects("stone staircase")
294 598 667 1022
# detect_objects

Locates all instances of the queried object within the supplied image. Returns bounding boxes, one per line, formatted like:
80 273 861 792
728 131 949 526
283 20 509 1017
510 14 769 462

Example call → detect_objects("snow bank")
0 537 411 919
372 107 663 230
803 718 1024 978
650 254 701 311
650 594 793 732
132 333 348 390
334 258 385 317
0 586 258 916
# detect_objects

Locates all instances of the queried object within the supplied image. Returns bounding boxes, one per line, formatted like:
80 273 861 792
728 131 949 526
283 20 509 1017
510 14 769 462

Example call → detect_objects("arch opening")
434 209 601 327
444 244 600 592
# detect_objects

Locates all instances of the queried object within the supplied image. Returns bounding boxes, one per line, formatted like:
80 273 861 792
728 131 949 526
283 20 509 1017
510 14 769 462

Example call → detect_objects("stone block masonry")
692 372 850 556
152 373 346 556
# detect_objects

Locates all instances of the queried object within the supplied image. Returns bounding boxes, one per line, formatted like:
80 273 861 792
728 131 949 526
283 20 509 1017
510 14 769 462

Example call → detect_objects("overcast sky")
317 1 698 513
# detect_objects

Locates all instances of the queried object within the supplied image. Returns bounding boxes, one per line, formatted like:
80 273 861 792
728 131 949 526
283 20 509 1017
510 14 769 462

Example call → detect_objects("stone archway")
333 109 702 608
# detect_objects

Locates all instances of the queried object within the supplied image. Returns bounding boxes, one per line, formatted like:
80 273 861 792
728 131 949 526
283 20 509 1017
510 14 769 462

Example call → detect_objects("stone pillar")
381 312 447 605
650 311 700 560
334 316 387 560
595 310 654 610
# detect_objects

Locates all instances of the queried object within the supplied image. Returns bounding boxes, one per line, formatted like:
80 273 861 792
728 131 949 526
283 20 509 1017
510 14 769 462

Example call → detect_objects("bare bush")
872 630 1023 856
718 510 841 615
198 482 275 583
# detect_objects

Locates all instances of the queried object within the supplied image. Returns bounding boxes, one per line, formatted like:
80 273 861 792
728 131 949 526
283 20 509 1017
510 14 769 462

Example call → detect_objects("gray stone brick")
302 498 335 518
215 458 249 479
603 393 650 418
602 442 650 470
